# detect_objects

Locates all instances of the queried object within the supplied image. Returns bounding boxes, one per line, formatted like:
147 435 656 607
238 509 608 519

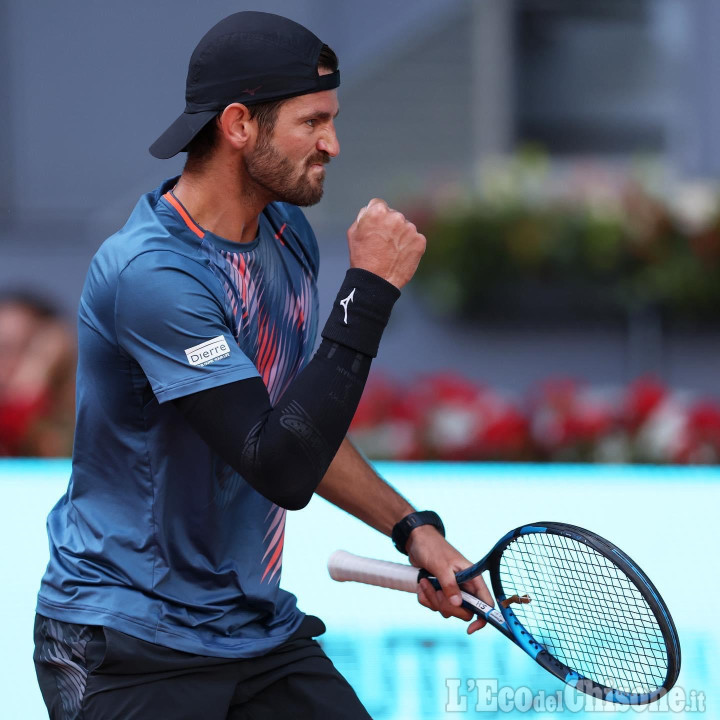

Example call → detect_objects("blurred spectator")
0 293 75 456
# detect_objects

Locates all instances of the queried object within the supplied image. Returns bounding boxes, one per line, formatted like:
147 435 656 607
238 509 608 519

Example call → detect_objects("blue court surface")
2 461 717 719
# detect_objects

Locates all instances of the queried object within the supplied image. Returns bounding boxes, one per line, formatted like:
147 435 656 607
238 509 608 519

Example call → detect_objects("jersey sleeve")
115 250 260 403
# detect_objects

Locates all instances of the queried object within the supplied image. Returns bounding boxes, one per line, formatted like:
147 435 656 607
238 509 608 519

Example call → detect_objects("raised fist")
347 198 426 289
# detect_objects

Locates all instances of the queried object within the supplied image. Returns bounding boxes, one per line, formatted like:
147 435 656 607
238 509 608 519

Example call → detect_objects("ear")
218 103 255 151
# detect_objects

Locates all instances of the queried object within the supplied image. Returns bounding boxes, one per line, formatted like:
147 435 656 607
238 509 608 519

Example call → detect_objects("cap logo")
243 85 262 96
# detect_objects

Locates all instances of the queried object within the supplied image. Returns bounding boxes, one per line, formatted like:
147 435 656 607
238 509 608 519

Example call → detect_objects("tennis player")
34 11 491 719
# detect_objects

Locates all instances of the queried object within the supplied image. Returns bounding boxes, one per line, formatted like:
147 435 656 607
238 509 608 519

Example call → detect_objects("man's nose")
317 124 340 158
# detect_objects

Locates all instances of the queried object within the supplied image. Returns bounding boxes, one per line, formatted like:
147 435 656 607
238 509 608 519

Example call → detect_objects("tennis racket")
328 521 680 705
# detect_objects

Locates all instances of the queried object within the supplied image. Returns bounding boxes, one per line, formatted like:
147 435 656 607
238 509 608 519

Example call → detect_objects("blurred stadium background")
1 0 717 717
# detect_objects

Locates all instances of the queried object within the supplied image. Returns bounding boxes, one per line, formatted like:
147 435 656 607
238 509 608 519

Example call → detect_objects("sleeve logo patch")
185 335 231 367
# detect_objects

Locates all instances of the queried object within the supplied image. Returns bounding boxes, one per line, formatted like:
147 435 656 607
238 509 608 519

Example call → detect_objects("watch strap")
391 510 445 555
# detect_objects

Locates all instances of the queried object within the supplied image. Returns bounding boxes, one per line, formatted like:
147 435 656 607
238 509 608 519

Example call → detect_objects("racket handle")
328 550 421 593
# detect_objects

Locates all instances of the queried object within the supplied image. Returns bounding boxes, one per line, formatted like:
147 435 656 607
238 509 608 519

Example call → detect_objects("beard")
243 132 330 207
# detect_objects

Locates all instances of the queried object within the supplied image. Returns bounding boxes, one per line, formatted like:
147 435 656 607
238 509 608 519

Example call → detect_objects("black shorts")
34 614 371 720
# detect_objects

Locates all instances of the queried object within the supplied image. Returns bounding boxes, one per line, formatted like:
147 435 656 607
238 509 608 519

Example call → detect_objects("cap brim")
149 110 218 159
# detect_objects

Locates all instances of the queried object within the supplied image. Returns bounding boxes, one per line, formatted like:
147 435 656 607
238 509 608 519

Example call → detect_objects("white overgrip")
327 550 420 593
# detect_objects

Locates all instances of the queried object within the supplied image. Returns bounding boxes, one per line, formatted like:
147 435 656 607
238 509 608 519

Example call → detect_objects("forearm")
321 443 495 624
316 437 415 535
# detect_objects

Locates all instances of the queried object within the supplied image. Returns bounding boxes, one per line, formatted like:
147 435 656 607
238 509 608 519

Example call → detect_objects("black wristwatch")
391 511 445 555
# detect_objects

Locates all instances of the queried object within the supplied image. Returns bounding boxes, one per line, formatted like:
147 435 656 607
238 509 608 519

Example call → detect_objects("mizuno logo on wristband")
340 288 355 324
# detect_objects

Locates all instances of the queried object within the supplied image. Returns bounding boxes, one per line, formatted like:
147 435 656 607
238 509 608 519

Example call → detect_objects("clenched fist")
347 198 426 289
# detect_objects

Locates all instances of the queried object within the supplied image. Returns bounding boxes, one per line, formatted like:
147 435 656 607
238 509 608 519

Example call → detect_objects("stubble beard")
243 132 329 207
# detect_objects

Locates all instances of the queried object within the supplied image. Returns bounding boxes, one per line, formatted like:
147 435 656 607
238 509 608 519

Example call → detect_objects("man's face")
243 80 340 207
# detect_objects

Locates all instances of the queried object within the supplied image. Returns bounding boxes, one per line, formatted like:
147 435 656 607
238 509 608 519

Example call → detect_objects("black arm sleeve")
173 269 400 510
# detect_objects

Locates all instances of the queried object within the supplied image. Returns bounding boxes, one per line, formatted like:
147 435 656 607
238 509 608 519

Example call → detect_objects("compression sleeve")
173 269 400 510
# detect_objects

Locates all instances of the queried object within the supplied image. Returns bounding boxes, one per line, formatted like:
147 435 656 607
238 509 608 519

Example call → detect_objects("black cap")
149 11 340 159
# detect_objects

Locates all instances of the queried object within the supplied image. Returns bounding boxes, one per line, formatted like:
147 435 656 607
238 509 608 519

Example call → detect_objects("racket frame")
432 522 681 704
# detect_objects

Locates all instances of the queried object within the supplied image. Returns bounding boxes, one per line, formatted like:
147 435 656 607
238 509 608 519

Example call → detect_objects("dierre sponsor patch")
185 336 230 367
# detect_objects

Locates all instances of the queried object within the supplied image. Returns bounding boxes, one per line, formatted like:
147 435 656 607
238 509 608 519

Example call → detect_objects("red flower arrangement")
349 374 720 464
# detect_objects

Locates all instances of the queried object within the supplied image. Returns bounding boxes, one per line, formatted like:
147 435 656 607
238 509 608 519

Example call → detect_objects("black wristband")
321 268 400 358
391 511 446 555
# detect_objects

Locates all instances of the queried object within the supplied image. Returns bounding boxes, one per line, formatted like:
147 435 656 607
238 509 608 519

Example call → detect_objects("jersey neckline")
160 186 264 254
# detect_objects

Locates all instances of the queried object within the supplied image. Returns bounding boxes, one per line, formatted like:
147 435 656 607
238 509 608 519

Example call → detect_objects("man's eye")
306 119 316 127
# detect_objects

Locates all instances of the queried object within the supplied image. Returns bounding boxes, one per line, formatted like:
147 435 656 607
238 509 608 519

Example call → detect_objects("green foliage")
413 159 720 321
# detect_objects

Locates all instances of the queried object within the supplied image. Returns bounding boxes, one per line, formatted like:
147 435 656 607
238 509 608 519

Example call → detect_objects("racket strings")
498 533 667 695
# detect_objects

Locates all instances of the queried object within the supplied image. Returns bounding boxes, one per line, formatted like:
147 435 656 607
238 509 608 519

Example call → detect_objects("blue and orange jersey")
37 177 320 658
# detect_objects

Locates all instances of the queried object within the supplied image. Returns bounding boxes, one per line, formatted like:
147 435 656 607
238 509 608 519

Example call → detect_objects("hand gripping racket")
328 521 680 705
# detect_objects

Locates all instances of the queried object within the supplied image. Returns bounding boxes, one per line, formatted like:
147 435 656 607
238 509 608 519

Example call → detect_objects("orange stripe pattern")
163 192 205 239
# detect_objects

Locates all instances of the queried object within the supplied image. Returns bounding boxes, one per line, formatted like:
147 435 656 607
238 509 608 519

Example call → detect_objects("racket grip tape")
328 550 420 593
